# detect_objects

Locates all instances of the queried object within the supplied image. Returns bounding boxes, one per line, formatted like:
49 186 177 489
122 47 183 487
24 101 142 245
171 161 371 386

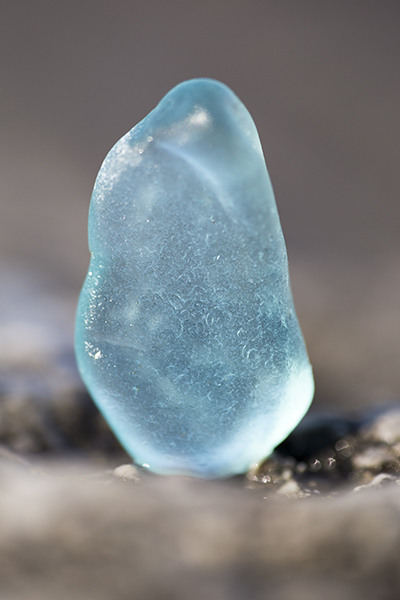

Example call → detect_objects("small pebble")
113 464 140 482
276 479 310 499
352 473 398 492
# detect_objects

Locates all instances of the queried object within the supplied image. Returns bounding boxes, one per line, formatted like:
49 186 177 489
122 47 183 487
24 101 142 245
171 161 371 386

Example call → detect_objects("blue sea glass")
75 78 314 478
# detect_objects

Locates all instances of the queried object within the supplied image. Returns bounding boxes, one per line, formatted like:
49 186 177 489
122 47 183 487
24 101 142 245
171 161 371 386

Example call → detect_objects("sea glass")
75 78 314 478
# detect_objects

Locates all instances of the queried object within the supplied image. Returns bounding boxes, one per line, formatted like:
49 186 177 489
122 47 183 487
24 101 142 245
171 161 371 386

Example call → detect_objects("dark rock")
276 412 358 461
0 265 127 458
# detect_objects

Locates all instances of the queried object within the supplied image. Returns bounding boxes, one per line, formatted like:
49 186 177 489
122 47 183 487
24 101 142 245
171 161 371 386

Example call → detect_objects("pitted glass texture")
75 78 314 478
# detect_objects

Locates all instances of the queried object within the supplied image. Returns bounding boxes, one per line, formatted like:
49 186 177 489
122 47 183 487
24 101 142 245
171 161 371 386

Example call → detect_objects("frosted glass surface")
75 78 314 478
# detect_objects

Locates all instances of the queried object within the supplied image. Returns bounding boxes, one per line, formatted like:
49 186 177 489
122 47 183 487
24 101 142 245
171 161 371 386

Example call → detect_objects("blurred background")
1 0 400 417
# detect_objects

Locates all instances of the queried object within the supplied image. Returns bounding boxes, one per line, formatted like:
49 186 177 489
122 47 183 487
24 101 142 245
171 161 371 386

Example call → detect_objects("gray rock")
0 458 400 600
352 446 394 470
361 407 400 445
